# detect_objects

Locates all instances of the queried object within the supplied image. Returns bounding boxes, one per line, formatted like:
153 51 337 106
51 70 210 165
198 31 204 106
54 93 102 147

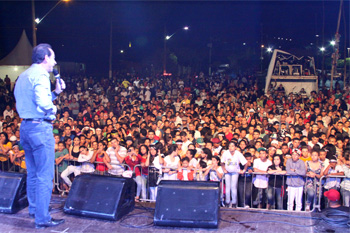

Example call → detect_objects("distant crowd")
0 72 349 210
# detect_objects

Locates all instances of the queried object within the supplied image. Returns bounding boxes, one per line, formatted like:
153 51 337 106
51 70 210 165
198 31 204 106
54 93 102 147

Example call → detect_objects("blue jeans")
306 185 316 205
267 186 283 209
238 177 252 207
20 121 54 224
134 175 147 199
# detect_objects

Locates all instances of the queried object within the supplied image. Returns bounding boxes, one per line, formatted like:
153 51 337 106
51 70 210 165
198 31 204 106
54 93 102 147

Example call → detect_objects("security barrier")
3 155 348 212
315 175 347 211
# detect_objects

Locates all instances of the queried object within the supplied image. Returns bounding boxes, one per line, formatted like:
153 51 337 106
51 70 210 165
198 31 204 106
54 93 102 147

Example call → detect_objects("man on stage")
14 43 65 229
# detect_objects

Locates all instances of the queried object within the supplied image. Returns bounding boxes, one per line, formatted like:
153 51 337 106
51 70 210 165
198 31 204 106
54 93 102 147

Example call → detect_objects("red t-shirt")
124 154 142 176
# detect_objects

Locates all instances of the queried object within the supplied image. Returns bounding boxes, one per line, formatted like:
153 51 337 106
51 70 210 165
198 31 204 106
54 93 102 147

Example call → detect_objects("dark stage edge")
0 195 342 233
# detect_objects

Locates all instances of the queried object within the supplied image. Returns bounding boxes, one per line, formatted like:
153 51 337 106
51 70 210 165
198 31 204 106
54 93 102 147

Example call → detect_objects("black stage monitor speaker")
154 180 220 228
0 172 28 214
63 174 135 221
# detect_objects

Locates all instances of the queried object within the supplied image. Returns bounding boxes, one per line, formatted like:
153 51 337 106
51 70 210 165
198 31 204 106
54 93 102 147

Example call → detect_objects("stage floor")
0 195 343 233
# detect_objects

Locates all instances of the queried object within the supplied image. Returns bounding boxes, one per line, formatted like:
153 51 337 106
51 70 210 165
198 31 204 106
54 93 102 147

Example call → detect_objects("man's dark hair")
32 43 52 64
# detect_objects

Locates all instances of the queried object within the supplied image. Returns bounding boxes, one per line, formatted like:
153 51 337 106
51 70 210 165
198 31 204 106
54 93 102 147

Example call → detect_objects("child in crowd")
238 152 254 208
8 144 26 172
195 160 208 181
55 142 69 193
177 157 195 181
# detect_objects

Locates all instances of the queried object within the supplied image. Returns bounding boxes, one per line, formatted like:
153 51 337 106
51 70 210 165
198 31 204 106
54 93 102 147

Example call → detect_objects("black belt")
23 118 52 123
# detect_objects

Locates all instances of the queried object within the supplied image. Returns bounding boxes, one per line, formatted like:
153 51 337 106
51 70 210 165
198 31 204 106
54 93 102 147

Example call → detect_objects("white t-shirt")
221 150 247 173
163 155 180 180
253 158 272 188
189 158 198 168
78 151 95 173
324 165 344 189
209 167 224 181
107 146 127 176
145 90 151 101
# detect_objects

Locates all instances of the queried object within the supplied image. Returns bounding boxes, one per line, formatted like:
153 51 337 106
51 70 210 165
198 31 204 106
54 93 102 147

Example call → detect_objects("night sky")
0 1 349 75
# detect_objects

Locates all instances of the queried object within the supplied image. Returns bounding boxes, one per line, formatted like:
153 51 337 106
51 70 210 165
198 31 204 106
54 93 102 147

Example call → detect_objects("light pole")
31 0 70 47
260 44 264 72
163 26 189 75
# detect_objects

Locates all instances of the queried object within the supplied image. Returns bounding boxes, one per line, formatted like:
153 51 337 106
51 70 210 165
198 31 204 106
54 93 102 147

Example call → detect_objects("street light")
163 26 189 75
32 0 70 46
320 47 326 52
165 26 189 41
330 40 336 46
267 47 273 53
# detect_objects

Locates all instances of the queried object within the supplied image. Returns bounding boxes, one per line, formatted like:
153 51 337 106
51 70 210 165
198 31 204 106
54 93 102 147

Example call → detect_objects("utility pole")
330 0 343 92
163 25 167 75
32 0 37 47
109 19 113 79
208 38 212 76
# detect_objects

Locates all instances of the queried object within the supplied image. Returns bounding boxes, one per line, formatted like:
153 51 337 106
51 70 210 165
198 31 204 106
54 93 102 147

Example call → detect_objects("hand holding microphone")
53 69 66 94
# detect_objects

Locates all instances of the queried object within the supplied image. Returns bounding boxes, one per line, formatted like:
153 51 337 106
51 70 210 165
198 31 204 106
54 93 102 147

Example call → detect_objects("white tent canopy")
0 30 33 83
0 30 32 66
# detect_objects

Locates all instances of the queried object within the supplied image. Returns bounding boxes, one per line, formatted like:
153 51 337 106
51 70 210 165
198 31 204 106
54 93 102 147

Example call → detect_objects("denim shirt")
14 64 57 120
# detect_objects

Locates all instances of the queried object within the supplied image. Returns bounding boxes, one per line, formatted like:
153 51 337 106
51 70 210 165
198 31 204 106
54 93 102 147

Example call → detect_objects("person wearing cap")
286 149 306 211
323 189 350 212
322 155 344 191
221 141 248 208
253 147 273 208
211 137 222 156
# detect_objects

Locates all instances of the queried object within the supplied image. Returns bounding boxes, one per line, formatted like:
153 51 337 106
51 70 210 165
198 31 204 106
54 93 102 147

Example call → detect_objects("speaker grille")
0 172 27 214
154 181 220 228
64 174 135 221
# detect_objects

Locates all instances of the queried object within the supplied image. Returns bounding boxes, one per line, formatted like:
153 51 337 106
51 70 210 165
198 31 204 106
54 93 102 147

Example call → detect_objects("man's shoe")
35 218 65 229
29 206 53 219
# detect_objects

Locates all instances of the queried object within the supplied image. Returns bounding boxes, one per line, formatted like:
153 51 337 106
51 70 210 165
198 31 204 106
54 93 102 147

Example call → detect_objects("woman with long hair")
124 146 143 202
304 150 323 211
90 141 109 175
267 154 286 210
0 132 12 171
163 144 180 180
60 137 82 188
145 143 164 201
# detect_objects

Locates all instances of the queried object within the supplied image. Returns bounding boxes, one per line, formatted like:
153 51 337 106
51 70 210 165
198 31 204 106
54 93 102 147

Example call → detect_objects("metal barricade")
0 153 26 173
222 172 317 212
315 175 346 212
53 158 131 195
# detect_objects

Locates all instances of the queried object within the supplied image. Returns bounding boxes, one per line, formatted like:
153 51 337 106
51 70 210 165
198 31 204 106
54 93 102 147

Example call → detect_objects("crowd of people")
0 72 350 211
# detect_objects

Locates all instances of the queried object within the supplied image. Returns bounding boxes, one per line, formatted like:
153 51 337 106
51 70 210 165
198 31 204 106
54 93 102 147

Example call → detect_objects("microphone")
53 69 64 89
